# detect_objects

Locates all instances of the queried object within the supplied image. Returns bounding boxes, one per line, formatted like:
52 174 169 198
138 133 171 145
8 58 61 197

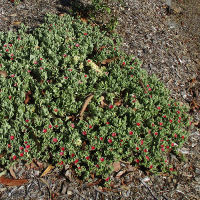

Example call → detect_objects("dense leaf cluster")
0 14 191 184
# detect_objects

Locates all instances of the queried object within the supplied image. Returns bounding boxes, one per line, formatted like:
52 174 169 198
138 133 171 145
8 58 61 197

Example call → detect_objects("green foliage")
0 14 191 185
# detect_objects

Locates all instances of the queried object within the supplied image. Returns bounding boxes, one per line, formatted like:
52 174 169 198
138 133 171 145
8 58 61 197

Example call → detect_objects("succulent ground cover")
0 13 192 186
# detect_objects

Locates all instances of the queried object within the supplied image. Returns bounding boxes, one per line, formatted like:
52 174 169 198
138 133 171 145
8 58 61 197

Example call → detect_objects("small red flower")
174 134 177 138
106 122 110 125
84 74 87 77
100 157 104 162
19 146 24 151
141 140 144 145
61 147 65 151
166 146 169 149
25 119 29 123
74 159 79 164
181 136 185 139
59 161 64 165
163 115 166 118
136 147 139 151
100 137 103 141
83 33 88 35
150 165 153 169
146 156 150 160
40 58 43 60
8 96 12 100
75 44 80 47
161 145 164 148
53 138 58 143
136 123 140 126
122 62 126 66
154 132 158 136
96 164 99 168
26 145 30 149
91 146 95 150
64 76 68 79
105 177 110 181
157 106 161 110
129 131 133 135
171 143 174 147
109 105 114 109
71 153 75 158
12 155 17 160
161 148 165 151
63 54 67 57
177 110 180 114
25 149 28 153
43 129 47 133
71 123 75 128
159 122 163 126
135 159 139 163
89 125 92 129
144 149 148 153
169 168 173 171
82 131 87 136
152 123 155 127
148 88 152 91
10 53 14 57
20 153 24 157
60 152 64 156
108 139 112 143
24 141 28 144
169 119 173 123
86 156 90 160
55 125 58 128
146 84 150 87
10 136 14 140
112 132 117 137
54 109 58 112
49 124 52 128
178 120 181 123
5 49 9 52
8 144 11 148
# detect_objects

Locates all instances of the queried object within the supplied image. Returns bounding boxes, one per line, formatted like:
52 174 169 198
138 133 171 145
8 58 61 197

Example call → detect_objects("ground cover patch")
0 13 191 185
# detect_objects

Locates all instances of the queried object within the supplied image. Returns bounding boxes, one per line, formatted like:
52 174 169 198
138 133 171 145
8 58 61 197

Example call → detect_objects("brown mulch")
0 0 200 199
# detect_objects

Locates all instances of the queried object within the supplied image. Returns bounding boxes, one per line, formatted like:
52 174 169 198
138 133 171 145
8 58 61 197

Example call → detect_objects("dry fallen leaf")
0 71 7 78
114 99 122 106
12 21 21 26
100 96 108 108
113 162 121 172
40 165 54 177
79 94 94 120
101 58 116 65
0 176 28 187
9 166 17 179
24 91 31 104
80 18 88 23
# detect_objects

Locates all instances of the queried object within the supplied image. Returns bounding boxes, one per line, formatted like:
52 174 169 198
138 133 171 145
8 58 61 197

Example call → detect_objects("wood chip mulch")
0 0 199 199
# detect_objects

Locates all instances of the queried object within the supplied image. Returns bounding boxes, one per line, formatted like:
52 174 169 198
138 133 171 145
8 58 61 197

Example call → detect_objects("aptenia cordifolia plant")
0 14 191 186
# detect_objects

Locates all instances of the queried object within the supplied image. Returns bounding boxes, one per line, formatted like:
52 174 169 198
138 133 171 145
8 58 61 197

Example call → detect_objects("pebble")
67 190 73 196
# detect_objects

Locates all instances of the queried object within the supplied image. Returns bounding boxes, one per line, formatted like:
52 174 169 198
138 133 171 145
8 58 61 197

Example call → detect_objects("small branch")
139 79 148 94
79 94 94 120
93 186 108 196
139 178 158 200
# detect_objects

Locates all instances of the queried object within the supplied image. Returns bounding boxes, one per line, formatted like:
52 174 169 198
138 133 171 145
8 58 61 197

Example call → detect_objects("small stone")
67 190 73 196
195 168 200 175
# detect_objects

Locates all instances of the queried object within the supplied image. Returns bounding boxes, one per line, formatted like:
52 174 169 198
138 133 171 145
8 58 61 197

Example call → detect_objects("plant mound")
0 14 191 184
